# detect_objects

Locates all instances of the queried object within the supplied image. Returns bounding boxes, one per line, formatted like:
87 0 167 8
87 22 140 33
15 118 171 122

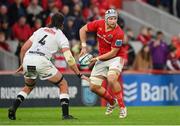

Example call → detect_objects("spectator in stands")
88 5 102 21
166 45 180 70
0 31 10 52
82 0 91 8
0 5 8 26
147 27 155 41
0 19 10 40
149 31 169 70
0 5 11 39
126 28 136 41
63 16 77 41
71 4 85 40
45 6 60 25
8 0 26 26
171 34 180 59
132 45 152 70
26 0 43 26
0 0 11 6
137 26 150 45
61 5 70 19
12 16 32 63
123 34 135 69
41 0 62 11
31 18 42 32
27 0 43 16
90 0 110 17
39 0 57 26
117 14 125 30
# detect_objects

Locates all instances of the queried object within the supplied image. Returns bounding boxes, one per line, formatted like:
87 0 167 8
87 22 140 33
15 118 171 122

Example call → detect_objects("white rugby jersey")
26 27 69 59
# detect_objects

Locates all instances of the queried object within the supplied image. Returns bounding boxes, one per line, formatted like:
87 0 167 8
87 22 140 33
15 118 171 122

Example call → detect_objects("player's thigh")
89 75 105 92
37 58 59 80
47 70 68 93
108 57 125 73
107 57 125 84
91 60 108 77
47 70 63 84
107 70 120 85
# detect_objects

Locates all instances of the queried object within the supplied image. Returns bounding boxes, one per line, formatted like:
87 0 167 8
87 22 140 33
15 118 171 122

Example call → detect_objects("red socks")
114 91 125 108
102 90 114 105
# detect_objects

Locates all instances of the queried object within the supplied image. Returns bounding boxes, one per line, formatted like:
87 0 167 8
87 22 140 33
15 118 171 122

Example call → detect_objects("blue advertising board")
0 73 180 107
122 74 180 106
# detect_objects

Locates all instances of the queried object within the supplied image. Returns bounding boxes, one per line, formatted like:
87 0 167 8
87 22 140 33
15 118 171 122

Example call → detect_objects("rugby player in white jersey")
8 12 88 120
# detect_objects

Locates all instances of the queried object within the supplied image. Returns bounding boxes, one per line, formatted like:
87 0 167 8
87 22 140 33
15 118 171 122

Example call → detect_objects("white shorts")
90 57 125 78
23 55 58 80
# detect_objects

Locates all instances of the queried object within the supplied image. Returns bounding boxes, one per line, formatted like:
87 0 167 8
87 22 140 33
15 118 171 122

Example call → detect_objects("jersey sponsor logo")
115 40 122 47
97 33 111 44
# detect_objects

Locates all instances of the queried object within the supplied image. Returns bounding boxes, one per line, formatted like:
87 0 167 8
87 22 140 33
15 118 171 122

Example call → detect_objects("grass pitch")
0 106 180 125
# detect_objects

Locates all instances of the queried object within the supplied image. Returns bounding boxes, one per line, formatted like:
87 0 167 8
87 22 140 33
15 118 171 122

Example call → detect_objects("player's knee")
89 84 101 92
53 75 65 86
25 79 36 88
107 71 119 85
107 77 116 85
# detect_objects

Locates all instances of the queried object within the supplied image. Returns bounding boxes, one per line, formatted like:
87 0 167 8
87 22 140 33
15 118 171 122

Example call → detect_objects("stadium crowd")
0 0 180 71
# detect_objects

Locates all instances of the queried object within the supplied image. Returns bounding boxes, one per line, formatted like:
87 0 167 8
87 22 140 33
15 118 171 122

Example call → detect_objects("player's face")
107 16 117 28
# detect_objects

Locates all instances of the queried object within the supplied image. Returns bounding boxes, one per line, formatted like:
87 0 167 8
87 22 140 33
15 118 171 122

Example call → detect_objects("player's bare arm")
79 25 88 57
61 47 89 81
90 47 120 62
20 39 32 64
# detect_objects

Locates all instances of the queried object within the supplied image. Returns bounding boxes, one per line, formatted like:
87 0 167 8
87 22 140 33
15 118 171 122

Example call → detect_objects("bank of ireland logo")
123 82 138 102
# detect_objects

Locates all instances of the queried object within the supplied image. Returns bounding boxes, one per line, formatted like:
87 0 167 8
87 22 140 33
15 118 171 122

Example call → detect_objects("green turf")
0 106 180 125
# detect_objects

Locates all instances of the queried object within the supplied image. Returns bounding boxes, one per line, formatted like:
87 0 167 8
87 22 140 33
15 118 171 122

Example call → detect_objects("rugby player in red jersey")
79 9 127 118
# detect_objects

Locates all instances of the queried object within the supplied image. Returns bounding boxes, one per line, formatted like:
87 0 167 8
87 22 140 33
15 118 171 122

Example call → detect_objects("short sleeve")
87 20 100 32
29 32 36 42
56 31 70 49
29 29 40 42
111 32 124 48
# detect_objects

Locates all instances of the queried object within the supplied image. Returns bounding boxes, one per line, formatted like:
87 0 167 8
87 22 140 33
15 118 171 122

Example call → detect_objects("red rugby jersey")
87 19 127 59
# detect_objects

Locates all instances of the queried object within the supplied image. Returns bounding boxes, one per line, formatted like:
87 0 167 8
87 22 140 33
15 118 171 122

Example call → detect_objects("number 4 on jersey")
38 35 48 45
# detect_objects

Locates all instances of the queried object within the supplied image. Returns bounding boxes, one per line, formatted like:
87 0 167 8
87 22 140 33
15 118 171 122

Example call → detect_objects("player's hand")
81 75 90 82
79 47 87 57
90 57 98 63
15 65 23 73
88 60 96 69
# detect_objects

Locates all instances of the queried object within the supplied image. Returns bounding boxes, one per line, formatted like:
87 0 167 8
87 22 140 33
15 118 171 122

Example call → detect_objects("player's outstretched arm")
62 48 89 81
